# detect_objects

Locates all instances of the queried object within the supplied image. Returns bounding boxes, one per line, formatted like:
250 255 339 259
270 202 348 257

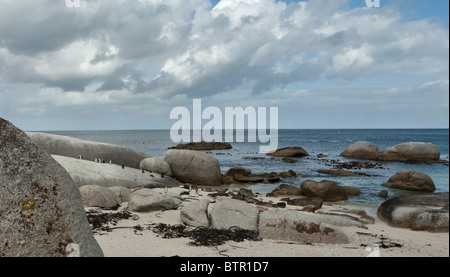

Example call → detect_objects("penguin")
142 169 145 173
109 160 112 165
79 155 82 160
122 164 125 169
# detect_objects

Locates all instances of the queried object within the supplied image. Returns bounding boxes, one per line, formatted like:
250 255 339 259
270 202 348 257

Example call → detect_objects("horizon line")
26 127 450 132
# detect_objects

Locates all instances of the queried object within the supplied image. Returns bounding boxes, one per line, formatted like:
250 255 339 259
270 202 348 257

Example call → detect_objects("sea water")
45 129 449 210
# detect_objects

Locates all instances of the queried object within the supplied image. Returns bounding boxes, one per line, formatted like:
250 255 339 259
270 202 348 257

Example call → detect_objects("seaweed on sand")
149 223 262 247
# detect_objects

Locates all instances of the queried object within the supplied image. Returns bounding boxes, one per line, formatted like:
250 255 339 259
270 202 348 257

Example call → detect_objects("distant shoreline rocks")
340 141 441 163
169 141 232 150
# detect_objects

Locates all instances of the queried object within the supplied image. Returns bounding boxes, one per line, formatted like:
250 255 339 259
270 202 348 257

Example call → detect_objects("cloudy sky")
0 0 448 131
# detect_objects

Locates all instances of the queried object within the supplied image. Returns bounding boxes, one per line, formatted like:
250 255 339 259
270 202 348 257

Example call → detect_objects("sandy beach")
88 187 449 258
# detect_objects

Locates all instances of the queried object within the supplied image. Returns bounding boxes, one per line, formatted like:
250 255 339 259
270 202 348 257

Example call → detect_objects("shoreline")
88 186 449 258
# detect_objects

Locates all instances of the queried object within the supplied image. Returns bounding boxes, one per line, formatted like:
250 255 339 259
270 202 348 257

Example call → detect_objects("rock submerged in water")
377 142 440 162
164 149 222 186
300 180 348 202
377 193 449 232
382 170 436 192
26 132 150 169
0 118 104 257
169 141 232 150
340 141 441 163
266 147 309 158
222 167 285 185
317 169 371 177
340 141 379 160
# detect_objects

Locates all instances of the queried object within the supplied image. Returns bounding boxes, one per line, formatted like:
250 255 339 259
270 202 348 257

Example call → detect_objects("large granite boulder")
53 155 182 189
209 199 260 231
377 193 449 232
164 149 222 186
127 188 180 212
79 185 120 209
108 186 133 203
382 170 436 192
258 209 349 244
266 147 309 157
26 132 150 169
377 142 440 162
140 157 173 177
340 141 379 160
180 199 211 227
0 118 103 257
300 180 348 202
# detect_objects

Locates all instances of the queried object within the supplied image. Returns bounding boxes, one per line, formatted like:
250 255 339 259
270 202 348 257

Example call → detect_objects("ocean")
44 129 449 212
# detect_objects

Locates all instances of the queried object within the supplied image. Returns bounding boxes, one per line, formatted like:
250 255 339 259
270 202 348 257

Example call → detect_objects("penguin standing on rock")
122 165 125 169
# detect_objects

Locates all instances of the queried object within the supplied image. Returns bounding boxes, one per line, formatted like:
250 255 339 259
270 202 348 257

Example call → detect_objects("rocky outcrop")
0 118 103 257
26 132 150 169
377 142 440 162
53 155 182 189
209 199 260 231
128 189 180 212
377 193 449 232
340 141 379 160
266 147 309 157
169 141 232 150
382 170 436 192
79 185 120 209
300 180 348 202
140 157 173 177
164 150 222 186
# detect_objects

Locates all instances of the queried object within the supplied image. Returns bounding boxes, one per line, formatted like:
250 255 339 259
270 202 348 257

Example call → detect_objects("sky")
0 0 448 131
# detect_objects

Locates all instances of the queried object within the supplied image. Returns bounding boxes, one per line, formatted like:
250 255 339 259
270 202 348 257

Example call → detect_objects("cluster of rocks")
267 181 361 203
180 197 369 245
2 116 448 258
340 141 443 163
221 167 297 185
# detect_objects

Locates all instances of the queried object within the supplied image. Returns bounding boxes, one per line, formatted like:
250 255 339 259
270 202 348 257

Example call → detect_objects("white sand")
89 187 449 258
